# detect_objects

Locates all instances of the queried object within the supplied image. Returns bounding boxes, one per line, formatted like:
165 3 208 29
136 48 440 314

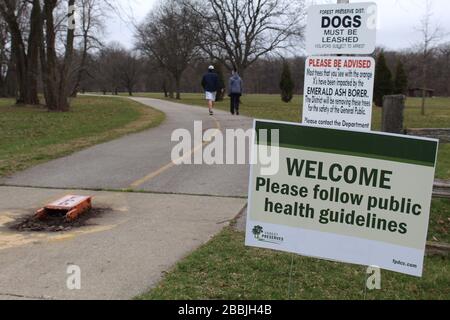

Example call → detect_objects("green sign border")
255 121 438 167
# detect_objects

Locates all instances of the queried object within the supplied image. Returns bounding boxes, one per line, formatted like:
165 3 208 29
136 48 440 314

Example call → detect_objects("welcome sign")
245 120 438 277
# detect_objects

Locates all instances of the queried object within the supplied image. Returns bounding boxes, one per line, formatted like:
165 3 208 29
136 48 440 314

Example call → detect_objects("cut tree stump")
382 95 405 134
406 128 450 143
426 242 450 257
433 179 450 199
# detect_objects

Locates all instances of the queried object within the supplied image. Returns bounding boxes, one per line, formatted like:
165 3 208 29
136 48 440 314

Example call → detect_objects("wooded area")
0 0 449 111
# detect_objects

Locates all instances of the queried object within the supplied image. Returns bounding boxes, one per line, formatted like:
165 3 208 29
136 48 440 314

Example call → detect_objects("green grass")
0 96 165 177
429 199 450 243
436 144 450 179
138 227 449 300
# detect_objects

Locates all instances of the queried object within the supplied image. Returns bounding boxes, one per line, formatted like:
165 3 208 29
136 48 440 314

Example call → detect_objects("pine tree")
280 61 294 103
213 63 225 101
394 60 408 95
374 52 394 107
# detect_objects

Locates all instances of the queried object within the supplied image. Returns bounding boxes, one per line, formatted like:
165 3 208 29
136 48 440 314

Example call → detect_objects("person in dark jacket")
201 65 220 115
228 69 243 115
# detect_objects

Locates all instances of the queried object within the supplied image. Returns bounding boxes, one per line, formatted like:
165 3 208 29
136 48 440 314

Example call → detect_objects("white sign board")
246 120 438 277
302 56 375 132
306 2 377 55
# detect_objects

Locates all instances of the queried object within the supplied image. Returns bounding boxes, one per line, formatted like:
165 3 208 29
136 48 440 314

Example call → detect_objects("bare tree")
97 44 117 94
39 0 76 112
415 0 445 115
0 13 14 97
136 0 203 99
97 42 130 95
117 50 141 96
0 0 78 110
438 43 450 97
0 0 40 105
71 0 105 97
189 0 305 77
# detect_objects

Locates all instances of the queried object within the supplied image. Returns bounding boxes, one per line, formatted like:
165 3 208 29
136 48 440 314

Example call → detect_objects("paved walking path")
0 97 252 299
1 97 253 197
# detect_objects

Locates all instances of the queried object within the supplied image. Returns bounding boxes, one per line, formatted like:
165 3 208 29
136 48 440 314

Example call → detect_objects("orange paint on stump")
35 195 92 222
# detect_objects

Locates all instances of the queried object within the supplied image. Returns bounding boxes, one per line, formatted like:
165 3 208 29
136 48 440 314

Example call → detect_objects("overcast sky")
106 0 450 51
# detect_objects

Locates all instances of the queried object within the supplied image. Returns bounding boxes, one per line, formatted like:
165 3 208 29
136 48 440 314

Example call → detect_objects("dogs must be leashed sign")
245 120 438 277
306 2 378 55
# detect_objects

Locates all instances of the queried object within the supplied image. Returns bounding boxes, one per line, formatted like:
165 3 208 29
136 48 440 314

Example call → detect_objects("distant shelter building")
408 87 435 98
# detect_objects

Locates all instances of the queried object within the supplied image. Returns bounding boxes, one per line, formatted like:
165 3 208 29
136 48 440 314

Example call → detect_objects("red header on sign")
308 57 372 69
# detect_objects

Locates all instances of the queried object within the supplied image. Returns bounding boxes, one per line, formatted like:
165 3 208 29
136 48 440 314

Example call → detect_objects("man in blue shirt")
201 65 220 115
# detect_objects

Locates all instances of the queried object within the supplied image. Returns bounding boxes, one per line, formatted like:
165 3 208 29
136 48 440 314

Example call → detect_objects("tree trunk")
14 45 28 104
5 57 16 97
162 80 168 97
168 79 174 99
42 0 59 111
382 95 405 134
0 1 40 105
9 23 28 104
41 0 75 112
445 54 450 97
421 53 427 116
235 63 245 80
164 72 174 98
57 0 76 112
421 89 426 116
72 31 89 97
175 76 181 100
26 0 41 105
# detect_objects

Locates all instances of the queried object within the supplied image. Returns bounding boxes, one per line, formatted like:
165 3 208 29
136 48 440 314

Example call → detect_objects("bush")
374 52 393 107
394 60 408 95
280 61 294 103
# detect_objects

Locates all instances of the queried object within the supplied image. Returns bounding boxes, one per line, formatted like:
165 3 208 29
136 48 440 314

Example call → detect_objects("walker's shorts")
205 91 217 101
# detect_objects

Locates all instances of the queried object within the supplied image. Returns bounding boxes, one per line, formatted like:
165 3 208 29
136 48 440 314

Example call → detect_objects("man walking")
201 65 220 115
228 69 243 115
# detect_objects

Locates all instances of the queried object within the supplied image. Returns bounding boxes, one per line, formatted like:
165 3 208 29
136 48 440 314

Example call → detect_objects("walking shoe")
209 110 214 115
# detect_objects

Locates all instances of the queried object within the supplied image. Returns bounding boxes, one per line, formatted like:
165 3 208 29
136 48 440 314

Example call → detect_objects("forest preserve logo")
252 225 284 244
